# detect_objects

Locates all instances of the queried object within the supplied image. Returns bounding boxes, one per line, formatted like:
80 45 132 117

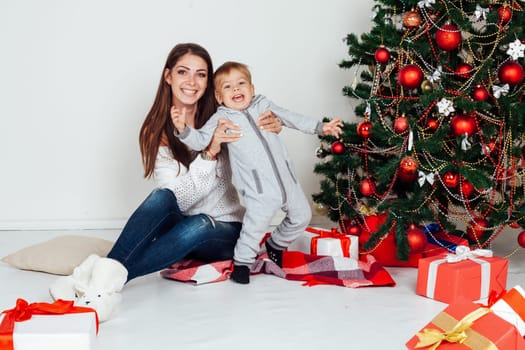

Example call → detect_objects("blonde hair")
214 61 252 87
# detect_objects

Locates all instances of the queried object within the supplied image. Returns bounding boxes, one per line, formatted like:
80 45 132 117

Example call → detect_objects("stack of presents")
289 213 525 349
1 213 524 349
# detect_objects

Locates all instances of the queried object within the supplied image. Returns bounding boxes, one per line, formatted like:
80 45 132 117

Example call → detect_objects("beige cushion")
1 235 114 275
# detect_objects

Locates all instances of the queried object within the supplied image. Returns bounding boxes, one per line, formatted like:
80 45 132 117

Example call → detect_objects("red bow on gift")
0 298 99 350
306 227 351 258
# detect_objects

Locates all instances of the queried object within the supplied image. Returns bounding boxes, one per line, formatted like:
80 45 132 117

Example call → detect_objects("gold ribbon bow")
359 204 377 216
415 307 493 349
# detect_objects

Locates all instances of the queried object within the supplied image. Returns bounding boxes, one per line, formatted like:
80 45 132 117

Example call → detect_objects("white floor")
1 227 524 350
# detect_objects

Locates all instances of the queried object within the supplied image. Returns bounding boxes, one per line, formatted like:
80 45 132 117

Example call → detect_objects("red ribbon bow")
307 227 351 258
0 299 98 350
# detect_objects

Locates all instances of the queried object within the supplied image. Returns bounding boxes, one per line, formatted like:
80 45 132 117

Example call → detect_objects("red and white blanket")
160 251 396 288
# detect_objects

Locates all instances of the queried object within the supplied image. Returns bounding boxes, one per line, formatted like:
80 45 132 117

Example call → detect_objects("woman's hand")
207 119 242 156
256 110 282 134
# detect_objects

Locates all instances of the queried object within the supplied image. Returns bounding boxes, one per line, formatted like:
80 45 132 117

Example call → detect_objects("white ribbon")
425 246 493 300
474 4 489 20
417 0 435 8
437 98 455 116
446 245 493 262
460 133 472 151
365 102 371 117
408 130 414 151
493 84 509 99
418 171 435 187
507 39 525 60
426 65 442 83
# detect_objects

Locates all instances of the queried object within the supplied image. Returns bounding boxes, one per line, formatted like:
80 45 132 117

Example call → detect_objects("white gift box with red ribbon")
288 227 359 260
490 285 525 337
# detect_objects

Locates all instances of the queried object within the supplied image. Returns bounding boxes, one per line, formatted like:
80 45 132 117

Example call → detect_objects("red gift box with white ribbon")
416 246 508 304
491 285 525 337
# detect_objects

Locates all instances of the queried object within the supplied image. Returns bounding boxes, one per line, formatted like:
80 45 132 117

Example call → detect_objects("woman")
49 43 282 321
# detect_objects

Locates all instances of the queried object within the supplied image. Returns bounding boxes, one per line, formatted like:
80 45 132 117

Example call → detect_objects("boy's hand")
322 118 343 138
171 106 187 133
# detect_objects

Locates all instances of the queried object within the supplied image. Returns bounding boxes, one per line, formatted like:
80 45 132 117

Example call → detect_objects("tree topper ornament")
506 39 525 60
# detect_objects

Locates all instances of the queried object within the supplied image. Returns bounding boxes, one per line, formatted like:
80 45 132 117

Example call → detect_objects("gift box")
0 299 98 350
490 285 525 337
288 227 358 259
406 299 525 349
416 246 508 304
359 213 421 267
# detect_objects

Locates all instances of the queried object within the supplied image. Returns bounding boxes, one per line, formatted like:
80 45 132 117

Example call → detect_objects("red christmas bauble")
518 231 525 248
403 10 422 28
450 113 476 136
357 120 372 138
398 64 424 89
330 141 345 155
455 63 472 79
435 24 461 51
467 218 488 242
509 222 521 229
359 178 376 197
498 61 525 86
425 118 439 132
398 156 419 182
347 223 362 236
498 5 512 24
393 115 409 134
374 46 390 64
461 179 475 198
472 85 490 102
407 228 428 254
443 171 459 188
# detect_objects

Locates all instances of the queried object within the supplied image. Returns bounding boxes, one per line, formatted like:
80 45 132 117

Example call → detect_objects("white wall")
0 0 372 230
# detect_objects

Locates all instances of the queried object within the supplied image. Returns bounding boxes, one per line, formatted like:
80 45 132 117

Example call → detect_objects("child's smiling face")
215 69 254 110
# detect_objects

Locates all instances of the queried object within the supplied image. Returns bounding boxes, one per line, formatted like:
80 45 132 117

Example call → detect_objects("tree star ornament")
506 39 525 60
437 98 455 116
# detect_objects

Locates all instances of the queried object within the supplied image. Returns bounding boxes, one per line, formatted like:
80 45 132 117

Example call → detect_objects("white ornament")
437 98 455 116
492 84 510 98
460 133 472 151
506 39 525 60
417 0 435 8
418 171 435 187
474 5 489 20
426 65 442 83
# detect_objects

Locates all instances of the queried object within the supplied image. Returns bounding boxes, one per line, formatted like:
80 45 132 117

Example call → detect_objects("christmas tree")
313 0 525 261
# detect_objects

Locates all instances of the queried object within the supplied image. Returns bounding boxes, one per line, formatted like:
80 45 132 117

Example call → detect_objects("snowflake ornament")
506 39 525 60
437 98 455 116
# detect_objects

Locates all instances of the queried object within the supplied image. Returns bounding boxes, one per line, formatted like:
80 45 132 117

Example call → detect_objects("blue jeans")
107 188 242 281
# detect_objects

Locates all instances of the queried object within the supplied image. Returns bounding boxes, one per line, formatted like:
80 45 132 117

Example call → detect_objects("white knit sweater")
153 146 245 223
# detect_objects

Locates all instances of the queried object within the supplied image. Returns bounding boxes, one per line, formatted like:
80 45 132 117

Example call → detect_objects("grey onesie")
177 94 324 266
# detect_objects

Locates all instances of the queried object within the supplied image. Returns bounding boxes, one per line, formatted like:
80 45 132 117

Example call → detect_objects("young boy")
172 61 342 284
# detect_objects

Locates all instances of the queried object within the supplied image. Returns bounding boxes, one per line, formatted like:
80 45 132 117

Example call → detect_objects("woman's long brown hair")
139 43 217 178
